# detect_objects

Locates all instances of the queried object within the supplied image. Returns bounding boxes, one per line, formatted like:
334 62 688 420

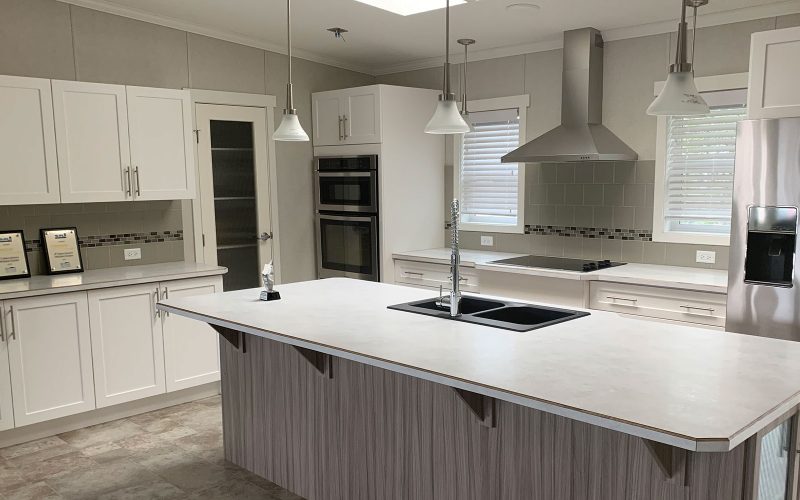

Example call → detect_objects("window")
455 96 529 233
653 74 748 245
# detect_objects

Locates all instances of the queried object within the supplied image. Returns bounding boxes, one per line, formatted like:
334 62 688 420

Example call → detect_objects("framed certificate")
0 230 31 280
41 227 84 275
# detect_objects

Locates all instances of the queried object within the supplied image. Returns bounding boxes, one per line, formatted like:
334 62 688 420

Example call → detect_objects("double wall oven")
315 155 380 281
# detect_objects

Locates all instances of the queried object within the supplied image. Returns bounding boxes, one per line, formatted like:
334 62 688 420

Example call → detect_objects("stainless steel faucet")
437 199 462 317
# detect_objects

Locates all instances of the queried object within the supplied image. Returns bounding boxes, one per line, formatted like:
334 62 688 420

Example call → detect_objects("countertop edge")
159 301 755 453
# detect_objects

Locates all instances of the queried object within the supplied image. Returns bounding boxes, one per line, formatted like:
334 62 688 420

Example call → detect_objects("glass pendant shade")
273 112 309 141
425 99 471 134
647 70 710 116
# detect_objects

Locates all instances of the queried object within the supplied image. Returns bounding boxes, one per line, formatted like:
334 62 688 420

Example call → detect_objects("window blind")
663 104 746 235
460 108 521 226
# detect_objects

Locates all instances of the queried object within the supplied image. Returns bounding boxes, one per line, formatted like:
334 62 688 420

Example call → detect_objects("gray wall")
0 0 375 280
379 16 800 270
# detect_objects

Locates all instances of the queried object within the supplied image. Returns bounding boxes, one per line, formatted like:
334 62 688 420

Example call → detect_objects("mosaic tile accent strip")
24 230 183 252
525 225 653 241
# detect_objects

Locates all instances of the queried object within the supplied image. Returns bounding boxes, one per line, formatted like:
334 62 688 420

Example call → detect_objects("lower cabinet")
0 302 14 431
5 293 96 426
161 277 221 392
88 284 166 408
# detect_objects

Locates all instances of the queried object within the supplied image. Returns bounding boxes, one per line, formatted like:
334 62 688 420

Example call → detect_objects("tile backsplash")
451 160 730 270
0 201 185 275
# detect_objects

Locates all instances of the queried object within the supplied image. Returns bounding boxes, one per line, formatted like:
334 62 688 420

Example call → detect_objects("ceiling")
59 0 800 74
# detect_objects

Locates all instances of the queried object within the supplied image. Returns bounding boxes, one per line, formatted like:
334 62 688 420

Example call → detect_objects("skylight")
353 0 466 16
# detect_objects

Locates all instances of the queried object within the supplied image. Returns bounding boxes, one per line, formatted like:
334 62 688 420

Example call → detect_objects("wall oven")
315 155 380 282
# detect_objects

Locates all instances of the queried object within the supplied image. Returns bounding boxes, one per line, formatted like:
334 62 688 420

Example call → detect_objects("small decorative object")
41 227 84 275
0 230 31 280
260 261 281 301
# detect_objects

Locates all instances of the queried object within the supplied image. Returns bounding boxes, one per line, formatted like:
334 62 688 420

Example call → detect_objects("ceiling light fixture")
425 0 471 135
457 38 475 126
354 0 466 17
505 3 541 14
273 0 309 142
647 0 710 116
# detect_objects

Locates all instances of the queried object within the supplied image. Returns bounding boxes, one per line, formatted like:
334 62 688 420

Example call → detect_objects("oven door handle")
318 214 375 223
316 172 374 178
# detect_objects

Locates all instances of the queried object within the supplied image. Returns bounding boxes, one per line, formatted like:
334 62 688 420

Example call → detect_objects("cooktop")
487 255 626 273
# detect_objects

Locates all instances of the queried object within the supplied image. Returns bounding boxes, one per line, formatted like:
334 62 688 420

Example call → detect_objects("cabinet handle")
607 296 638 306
343 115 349 139
681 305 715 314
338 116 343 140
134 166 141 197
404 271 424 278
154 289 160 319
0 308 5 343
162 287 170 318
124 166 132 197
7 306 16 341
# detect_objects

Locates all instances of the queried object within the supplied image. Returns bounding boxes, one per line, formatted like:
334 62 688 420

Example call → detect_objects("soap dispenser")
260 261 281 301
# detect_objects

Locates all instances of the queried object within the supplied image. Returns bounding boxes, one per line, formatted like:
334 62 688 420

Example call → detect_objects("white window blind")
460 108 521 226
663 97 746 236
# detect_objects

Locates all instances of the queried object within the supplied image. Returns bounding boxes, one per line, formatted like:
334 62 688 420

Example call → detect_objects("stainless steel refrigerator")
726 117 800 341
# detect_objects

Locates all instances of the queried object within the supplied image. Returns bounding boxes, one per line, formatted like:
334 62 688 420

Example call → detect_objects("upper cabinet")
312 86 382 146
0 76 60 205
127 86 196 200
748 26 800 119
52 80 131 203
0 77 197 206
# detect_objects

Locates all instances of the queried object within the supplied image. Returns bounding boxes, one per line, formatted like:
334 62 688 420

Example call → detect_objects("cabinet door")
6 293 95 427
88 284 166 408
52 80 131 203
0 302 14 431
127 86 196 201
312 92 344 146
748 27 800 119
342 87 381 145
161 277 222 392
0 76 60 205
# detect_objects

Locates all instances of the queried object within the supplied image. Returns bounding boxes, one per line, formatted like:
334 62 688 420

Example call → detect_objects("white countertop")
393 248 728 293
0 262 227 300
160 278 799 453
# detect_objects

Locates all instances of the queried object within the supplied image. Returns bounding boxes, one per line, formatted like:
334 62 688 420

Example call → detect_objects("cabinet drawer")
394 260 479 293
589 282 726 327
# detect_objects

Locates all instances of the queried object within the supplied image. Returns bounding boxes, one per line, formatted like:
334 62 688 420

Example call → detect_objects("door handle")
338 116 343 141
134 166 141 197
0 308 5 343
124 166 132 197
7 306 16 341
343 115 349 139
256 232 273 242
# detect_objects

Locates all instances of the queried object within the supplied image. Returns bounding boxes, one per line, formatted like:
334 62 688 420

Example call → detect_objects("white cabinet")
0 76 60 205
312 86 382 146
748 26 800 119
127 86 196 200
5 293 95 427
0 302 14 431
52 80 131 203
88 284 166 408
161 277 222 392
394 259 480 293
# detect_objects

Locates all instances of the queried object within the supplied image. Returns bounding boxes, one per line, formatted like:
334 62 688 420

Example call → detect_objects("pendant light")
425 0 471 134
457 38 475 127
273 0 309 141
647 0 710 116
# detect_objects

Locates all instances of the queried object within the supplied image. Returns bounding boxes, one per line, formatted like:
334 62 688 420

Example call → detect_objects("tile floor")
0 396 304 500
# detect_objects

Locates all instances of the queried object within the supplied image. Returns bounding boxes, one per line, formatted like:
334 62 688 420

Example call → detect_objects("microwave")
314 155 378 214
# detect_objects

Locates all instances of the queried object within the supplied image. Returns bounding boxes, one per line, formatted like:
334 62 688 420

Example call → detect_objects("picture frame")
0 230 31 281
40 227 84 275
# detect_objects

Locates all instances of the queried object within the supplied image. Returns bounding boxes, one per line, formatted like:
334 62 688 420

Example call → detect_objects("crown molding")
58 0 800 77
55 0 375 75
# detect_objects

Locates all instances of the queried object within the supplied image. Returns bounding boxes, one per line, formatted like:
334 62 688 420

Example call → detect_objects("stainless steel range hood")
502 28 638 163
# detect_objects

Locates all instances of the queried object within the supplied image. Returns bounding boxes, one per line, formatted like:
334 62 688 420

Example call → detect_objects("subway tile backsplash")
0 201 186 275
451 160 729 270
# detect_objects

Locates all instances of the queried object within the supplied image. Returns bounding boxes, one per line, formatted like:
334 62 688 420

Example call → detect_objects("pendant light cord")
287 0 292 85
442 0 451 96
690 5 698 71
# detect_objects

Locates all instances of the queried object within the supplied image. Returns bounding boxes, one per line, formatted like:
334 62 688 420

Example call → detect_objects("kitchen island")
159 278 800 500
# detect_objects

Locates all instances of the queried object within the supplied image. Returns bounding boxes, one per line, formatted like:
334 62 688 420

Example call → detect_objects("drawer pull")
681 305 715 314
404 271 424 278
607 296 638 306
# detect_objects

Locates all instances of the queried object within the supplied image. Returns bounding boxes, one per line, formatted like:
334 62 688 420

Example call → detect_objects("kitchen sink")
388 296 589 332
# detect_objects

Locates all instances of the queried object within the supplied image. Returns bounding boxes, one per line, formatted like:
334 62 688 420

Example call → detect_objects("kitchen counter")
160 278 794 452
0 262 227 300
393 248 728 293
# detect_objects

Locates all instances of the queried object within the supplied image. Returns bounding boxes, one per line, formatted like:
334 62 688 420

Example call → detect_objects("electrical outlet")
696 250 716 264
124 248 142 261
480 235 494 247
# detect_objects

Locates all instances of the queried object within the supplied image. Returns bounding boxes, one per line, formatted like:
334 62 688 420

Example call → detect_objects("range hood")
502 28 638 163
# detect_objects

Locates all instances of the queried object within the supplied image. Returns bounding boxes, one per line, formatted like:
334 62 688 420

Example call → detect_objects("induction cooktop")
488 255 626 273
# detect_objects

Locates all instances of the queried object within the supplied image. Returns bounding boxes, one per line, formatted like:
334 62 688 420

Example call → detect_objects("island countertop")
159 277 800 453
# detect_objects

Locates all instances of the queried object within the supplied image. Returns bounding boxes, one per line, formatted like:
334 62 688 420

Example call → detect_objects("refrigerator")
726 117 800 341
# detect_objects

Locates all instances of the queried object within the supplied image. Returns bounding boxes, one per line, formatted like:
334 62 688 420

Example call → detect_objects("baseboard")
0 382 221 449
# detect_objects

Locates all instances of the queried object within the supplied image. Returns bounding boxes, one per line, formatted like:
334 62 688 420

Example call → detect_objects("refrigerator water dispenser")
744 206 798 287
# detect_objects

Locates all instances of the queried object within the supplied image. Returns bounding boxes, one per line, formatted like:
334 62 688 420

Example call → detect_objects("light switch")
481 235 494 247
696 250 716 264
124 248 142 261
